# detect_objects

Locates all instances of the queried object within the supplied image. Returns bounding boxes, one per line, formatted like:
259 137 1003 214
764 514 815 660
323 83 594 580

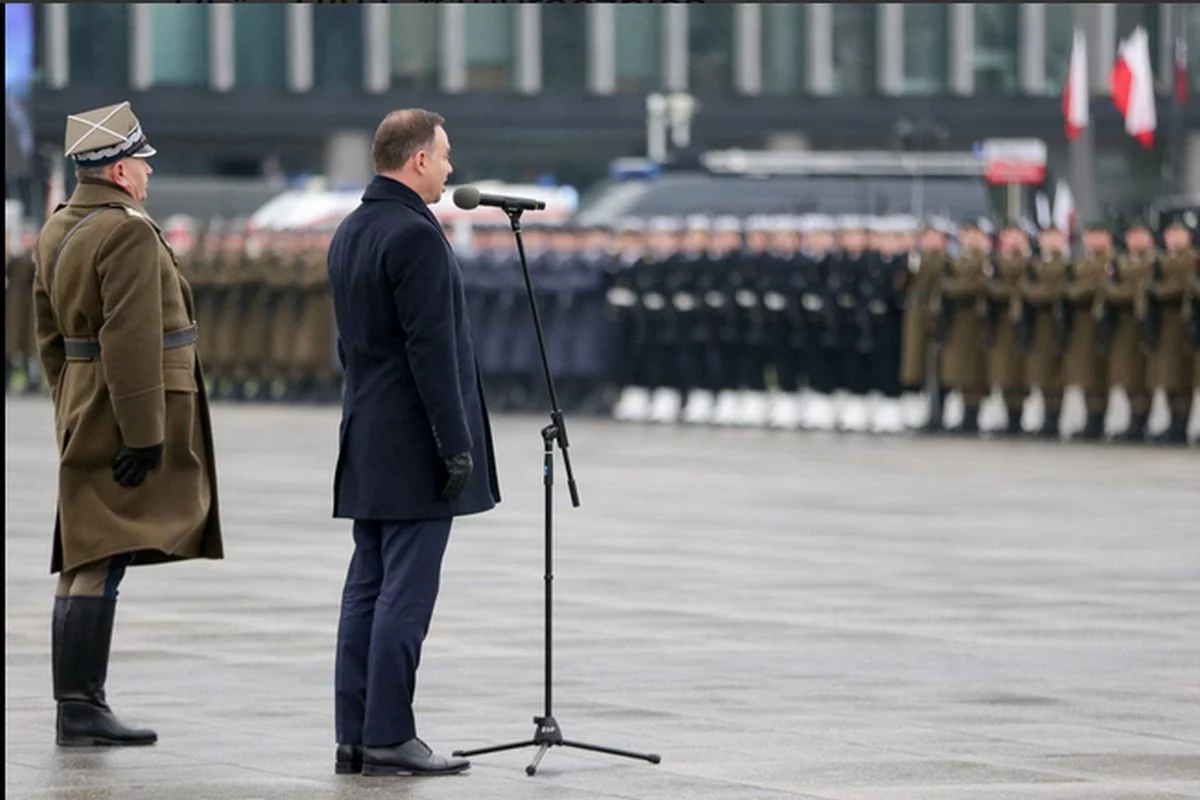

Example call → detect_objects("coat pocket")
164 365 198 393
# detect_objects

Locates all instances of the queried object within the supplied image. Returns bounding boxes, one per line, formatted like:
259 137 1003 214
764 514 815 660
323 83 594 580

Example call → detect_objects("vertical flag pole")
1171 11 1187 194
1068 8 1099 226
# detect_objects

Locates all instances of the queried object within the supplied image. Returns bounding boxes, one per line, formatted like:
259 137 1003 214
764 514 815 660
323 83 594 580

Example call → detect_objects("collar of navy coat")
362 175 443 232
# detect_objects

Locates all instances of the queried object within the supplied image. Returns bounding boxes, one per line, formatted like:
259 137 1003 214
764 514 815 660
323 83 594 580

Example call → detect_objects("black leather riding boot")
1038 409 1060 439
1079 411 1104 441
54 596 157 747
1004 410 1023 437
1159 412 1188 445
1116 412 1148 443
959 405 980 435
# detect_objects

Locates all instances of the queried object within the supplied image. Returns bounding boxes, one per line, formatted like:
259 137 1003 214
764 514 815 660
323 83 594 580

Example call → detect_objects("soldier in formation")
1017 226 1071 438
6 222 43 393
596 212 1195 445
8 201 1195 445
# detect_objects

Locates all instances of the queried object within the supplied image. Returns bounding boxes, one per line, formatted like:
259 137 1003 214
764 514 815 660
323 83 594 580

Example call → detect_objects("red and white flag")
1176 33 1189 105
1062 26 1089 141
1111 26 1157 149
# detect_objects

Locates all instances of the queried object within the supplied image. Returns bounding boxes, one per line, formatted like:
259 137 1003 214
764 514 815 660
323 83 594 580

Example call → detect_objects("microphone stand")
453 204 661 776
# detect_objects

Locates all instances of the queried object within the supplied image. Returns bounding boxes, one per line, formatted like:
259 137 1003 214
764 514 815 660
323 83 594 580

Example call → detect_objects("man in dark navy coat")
326 109 500 777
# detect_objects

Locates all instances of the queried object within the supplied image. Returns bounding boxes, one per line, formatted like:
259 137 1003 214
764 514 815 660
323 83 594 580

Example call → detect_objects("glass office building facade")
25 3 1200 204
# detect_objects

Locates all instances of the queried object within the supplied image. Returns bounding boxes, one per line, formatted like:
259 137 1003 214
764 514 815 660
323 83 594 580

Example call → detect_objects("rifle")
1143 258 1163 352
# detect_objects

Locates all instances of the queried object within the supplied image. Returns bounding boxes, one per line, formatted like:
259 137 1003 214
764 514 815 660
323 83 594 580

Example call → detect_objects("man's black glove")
440 451 473 499
112 443 164 488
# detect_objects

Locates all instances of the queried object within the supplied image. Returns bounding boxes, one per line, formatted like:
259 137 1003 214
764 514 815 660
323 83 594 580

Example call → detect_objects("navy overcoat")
328 175 500 521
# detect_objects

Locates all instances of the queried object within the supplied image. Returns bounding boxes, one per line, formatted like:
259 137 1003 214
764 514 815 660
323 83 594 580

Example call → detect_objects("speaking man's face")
420 126 454 204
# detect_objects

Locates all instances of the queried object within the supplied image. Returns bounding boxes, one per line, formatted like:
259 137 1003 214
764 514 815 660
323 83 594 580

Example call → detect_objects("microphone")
453 186 546 212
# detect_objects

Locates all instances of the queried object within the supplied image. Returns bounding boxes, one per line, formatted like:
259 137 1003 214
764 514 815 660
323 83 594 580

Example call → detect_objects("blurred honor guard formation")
9 206 1197 446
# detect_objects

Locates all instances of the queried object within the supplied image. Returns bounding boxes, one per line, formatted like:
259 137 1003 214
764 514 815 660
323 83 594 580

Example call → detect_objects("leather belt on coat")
64 324 199 360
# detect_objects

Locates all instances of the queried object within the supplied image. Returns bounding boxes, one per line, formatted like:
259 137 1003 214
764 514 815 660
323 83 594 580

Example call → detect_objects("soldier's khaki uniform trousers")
55 555 133 598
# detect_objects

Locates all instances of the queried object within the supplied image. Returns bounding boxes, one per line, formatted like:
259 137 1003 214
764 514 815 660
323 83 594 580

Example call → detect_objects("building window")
542 4 587 92
974 4 1020 94
389 5 438 91
762 4 805 95
689 5 734 96
832 4 875 95
68 4 129 88
464 5 515 91
1043 4 1074 95
149 5 208 87
234 5 287 90
615 5 662 92
903 4 948 94
314 5 363 91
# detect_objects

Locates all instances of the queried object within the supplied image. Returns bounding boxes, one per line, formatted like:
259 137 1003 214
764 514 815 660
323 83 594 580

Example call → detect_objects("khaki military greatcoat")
32 180 223 574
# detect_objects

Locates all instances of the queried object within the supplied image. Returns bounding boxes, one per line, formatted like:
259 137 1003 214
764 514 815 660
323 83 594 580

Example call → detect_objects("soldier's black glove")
440 451 473 499
112 443 164 488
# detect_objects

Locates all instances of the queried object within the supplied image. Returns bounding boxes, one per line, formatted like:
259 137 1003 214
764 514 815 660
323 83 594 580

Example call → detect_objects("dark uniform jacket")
328 175 500 521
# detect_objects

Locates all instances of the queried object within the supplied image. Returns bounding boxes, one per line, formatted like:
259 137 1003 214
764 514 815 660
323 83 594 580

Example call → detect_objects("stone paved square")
5 396 1200 799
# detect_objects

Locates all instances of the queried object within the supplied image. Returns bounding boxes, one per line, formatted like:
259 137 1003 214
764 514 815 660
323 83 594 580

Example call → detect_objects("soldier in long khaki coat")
211 225 248 398
265 231 302 400
1185 248 1200 442
984 222 1031 436
32 102 223 748
1149 220 1198 443
899 221 950 430
236 235 272 399
295 229 338 401
1094 221 1156 441
1018 227 1070 438
6 234 37 391
1063 224 1113 440
931 222 990 434
188 221 220 394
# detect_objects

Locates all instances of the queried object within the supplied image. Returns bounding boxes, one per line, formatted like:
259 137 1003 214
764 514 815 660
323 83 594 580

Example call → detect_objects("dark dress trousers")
327 175 500 747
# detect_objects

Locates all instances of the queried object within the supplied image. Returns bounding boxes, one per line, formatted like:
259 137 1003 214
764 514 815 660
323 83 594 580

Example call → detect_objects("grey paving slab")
5 396 1200 800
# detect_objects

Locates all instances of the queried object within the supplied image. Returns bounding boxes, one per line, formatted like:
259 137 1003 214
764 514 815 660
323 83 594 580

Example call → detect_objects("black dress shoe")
335 744 363 774
362 738 470 776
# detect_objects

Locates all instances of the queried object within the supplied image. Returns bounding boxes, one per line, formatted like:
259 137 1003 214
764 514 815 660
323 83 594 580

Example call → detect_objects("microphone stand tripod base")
452 715 661 777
